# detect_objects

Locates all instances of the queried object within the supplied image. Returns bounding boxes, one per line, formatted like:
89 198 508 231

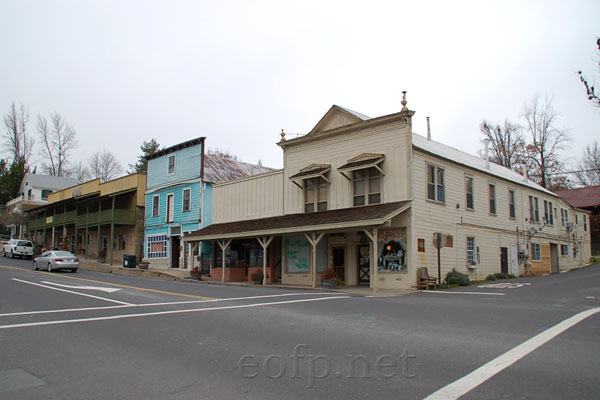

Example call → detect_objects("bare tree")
479 120 524 170
37 113 78 176
207 148 239 161
3 102 34 164
574 141 600 187
578 38 600 108
521 95 570 189
88 150 122 183
73 160 91 183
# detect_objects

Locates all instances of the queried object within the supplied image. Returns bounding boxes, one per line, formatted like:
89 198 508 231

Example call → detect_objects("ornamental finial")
401 91 408 112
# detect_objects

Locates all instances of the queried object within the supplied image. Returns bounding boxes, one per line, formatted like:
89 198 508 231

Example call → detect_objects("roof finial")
280 129 286 142
401 91 408 112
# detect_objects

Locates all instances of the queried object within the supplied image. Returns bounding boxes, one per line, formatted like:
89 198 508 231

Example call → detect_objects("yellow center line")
0 265 215 300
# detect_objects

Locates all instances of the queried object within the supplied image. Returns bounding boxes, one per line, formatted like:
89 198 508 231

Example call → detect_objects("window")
167 194 174 222
544 200 549 224
27 189 32 200
147 235 168 258
41 190 52 200
561 209 569 227
575 214 578 224
466 237 476 265
560 244 569 257
488 183 496 214
152 195 160 217
529 196 535 221
531 243 541 261
168 155 175 174
509 190 516 218
427 164 444 203
584 215 588 232
534 197 539 222
353 168 380 207
285 236 310 273
182 188 191 212
305 177 328 212
549 202 554 225
119 234 126 250
465 176 474 210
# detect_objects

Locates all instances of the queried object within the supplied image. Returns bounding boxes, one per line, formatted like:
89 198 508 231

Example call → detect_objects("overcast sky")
1 0 599 174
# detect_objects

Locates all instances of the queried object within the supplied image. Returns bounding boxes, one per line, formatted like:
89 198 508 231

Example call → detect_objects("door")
167 194 174 223
357 245 370 285
550 243 559 273
171 236 180 268
332 247 346 286
510 244 519 276
500 247 508 274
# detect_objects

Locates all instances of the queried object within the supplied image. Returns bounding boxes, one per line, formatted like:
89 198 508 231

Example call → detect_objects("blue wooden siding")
146 143 203 190
201 183 213 228
145 182 202 228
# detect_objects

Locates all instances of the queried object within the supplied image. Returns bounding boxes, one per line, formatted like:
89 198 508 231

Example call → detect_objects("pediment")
308 105 369 136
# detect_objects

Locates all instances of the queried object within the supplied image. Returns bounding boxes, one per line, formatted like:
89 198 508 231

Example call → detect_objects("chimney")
483 139 490 169
523 167 528 182
426 117 431 140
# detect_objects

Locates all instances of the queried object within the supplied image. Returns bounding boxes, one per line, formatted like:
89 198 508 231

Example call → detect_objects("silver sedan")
33 251 79 272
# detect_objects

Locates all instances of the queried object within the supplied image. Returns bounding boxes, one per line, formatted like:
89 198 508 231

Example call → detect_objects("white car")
2 239 34 260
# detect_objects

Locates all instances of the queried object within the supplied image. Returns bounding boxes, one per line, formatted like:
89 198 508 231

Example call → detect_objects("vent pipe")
426 117 431 140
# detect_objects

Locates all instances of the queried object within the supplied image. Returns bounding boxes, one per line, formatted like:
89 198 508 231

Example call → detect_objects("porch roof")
184 201 411 241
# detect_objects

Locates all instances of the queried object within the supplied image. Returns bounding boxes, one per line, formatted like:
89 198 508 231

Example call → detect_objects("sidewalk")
78 260 415 295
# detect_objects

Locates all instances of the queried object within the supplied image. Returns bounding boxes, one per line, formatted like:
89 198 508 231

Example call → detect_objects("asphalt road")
1 257 599 399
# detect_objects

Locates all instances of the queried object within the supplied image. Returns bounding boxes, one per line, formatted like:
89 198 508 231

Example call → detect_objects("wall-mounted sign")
418 238 425 252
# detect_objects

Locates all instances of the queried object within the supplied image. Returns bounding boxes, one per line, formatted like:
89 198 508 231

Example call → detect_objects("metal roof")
203 154 275 184
20 174 79 192
555 186 600 208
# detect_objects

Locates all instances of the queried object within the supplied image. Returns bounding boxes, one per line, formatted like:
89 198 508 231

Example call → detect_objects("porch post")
189 242 198 271
257 236 274 286
217 239 232 283
109 196 115 266
304 232 325 289
364 228 378 292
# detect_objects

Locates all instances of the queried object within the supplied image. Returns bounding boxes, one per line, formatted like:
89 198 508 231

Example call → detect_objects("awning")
184 201 411 241
338 153 385 180
289 163 331 188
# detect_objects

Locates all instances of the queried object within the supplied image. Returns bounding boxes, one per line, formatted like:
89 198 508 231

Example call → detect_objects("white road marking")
41 281 121 293
478 282 531 289
0 296 350 330
0 292 343 317
586 296 595 299
424 306 600 400
11 278 132 306
420 291 505 296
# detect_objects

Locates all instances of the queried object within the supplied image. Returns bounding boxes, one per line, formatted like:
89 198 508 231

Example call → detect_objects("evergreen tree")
129 139 161 174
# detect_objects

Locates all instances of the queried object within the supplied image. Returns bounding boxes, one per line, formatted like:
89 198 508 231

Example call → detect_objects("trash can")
123 254 136 268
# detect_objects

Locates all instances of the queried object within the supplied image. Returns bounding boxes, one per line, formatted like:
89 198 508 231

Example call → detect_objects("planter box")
138 263 149 270
322 279 338 289
97 258 106 264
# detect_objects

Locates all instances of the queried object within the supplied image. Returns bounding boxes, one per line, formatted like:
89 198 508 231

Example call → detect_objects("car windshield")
53 251 75 257
18 241 32 246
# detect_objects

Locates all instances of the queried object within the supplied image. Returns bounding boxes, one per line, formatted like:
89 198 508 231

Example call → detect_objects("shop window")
377 240 406 272
285 236 310 273
427 164 444 203
147 235 167 258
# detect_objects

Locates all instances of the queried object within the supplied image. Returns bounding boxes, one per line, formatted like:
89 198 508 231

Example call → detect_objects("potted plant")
321 268 338 289
97 248 107 263
138 260 149 270
190 266 202 280
251 271 267 284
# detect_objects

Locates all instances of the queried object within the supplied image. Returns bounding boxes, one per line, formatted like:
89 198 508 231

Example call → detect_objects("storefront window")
377 239 406 272
286 236 309 273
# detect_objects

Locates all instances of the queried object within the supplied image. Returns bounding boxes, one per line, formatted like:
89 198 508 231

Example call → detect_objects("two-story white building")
185 96 592 289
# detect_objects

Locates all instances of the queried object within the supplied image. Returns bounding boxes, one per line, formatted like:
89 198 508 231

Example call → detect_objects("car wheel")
9 251 14 259
47 263 53 272
33 261 38 270
71 269 78 273
1 250 5 257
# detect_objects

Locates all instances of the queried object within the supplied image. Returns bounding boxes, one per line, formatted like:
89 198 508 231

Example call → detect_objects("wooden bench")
417 267 437 290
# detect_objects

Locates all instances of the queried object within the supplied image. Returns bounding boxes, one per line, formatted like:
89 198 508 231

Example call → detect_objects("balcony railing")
28 209 137 231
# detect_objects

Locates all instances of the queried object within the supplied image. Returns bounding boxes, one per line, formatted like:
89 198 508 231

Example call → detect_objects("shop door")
510 244 519 275
500 247 508 274
357 245 370 285
332 247 346 286
171 236 180 268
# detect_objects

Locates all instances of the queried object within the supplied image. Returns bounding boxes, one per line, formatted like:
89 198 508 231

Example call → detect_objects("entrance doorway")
549 243 559 273
500 247 508 274
171 236 180 268
332 247 346 286
357 245 370 285
510 244 519 276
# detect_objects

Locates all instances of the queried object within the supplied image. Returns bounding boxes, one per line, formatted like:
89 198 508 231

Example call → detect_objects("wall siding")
146 144 203 190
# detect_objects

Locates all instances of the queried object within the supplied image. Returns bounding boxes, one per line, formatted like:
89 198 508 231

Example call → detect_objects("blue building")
144 137 272 269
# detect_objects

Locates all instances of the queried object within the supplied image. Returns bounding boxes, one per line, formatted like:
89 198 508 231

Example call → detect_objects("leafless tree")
3 102 34 163
521 95 570 189
479 120 524 170
207 148 239 161
574 141 600 187
88 150 122 183
578 38 600 108
73 160 91 183
37 113 78 176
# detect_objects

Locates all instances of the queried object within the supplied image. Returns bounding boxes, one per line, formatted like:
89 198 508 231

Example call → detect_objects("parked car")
33 251 79 272
2 239 34 259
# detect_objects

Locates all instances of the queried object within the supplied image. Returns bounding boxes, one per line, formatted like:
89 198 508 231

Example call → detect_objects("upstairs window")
548 201 554 225
508 190 516 219
465 176 474 210
488 183 496 214
182 188 191 212
534 197 539 222
529 196 535 221
584 215 588 232
305 177 328 212
427 164 444 203
152 195 160 217
41 190 52 200
168 155 175 175
353 167 381 207
561 209 569 227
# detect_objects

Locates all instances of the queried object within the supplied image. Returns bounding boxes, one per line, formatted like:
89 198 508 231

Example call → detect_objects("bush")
486 272 517 281
321 268 337 281
486 274 497 281
251 271 264 284
445 268 470 286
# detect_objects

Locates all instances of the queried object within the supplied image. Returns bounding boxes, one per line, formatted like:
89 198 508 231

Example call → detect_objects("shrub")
494 273 509 280
321 268 337 281
251 271 264 284
486 274 497 281
445 268 470 286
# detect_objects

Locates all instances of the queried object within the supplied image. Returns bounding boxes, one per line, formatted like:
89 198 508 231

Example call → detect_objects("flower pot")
322 279 338 289
190 273 202 280
138 263 149 270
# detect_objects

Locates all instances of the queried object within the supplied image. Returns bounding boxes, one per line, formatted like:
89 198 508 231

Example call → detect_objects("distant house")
556 185 600 256
144 138 272 269
1 174 78 239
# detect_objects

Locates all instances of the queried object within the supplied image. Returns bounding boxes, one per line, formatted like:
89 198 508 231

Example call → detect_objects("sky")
1 0 599 174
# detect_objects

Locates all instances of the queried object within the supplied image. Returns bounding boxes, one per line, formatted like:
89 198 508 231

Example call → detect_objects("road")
1 257 599 399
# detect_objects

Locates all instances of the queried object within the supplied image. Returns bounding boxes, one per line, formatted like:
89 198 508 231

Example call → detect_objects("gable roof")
555 186 600 208
203 154 275 184
307 105 371 136
20 174 79 193
412 133 557 197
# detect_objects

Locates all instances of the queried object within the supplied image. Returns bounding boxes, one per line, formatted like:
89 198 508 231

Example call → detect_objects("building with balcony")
27 174 146 265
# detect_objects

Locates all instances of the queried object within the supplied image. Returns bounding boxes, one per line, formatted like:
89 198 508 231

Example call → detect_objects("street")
1 258 599 399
